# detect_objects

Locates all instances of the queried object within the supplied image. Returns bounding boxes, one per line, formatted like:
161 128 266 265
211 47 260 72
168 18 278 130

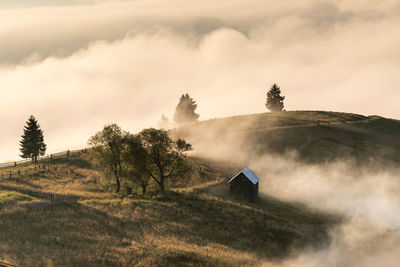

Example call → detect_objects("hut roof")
228 167 259 185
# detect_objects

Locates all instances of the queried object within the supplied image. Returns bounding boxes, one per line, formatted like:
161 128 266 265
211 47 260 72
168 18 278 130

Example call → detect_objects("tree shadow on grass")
0 177 43 189
0 190 339 266
0 203 135 266
137 190 339 262
50 156 92 169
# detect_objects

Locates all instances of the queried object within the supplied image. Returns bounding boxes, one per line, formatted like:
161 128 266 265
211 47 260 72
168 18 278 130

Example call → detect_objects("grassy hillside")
0 190 39 208
173 111 400 165
3 110 394 265
0 153 337 266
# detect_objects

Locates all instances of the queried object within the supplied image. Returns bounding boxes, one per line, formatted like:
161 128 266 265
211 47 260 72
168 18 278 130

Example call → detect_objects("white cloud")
0 0 400 162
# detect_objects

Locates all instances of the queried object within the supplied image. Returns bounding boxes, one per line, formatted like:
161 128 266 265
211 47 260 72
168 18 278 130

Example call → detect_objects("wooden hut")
228 167 259 201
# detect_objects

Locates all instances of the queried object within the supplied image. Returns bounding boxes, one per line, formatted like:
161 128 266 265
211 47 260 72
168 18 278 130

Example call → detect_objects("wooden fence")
0 149 88 179
0 148 87 169
0 165 48 180
0 149 82 205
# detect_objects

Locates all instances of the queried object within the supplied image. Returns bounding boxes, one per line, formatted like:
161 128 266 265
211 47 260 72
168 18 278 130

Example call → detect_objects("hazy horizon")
1 0 400 162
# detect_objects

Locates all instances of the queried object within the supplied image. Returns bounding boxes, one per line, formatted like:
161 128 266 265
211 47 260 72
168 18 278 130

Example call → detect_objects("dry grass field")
0 152 337 266
4 110 399 266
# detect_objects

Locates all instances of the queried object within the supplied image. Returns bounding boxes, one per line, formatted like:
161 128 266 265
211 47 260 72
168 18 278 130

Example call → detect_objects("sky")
1 0 400 162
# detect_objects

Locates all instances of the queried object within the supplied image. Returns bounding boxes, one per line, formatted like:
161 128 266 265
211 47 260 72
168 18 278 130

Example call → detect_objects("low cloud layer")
253 156 400 267
1 0 400 161
183 123 400 266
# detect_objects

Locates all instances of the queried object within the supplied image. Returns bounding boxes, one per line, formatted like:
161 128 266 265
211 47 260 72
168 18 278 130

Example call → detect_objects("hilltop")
173 110 400 166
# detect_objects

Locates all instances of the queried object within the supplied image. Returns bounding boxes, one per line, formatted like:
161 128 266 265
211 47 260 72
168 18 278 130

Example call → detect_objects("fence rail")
0 165 47 180
0 150 81 212
0 149 87 169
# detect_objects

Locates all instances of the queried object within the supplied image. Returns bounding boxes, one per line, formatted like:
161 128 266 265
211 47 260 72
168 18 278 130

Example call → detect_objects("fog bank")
182 120 400 266
255 157 400 267
1 0 400 163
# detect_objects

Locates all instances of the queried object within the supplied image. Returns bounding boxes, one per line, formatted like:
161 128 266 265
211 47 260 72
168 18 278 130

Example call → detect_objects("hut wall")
229 173 258 201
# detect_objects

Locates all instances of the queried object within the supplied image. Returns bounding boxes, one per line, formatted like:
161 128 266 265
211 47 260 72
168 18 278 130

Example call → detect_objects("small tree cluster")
88 124 192 195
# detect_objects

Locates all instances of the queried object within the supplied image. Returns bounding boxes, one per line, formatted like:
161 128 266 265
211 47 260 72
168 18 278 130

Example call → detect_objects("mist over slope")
174 110 400 267
174 110 400 165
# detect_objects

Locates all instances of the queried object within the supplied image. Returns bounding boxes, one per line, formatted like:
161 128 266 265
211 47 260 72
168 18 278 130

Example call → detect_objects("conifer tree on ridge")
173 93 199 125
266 83 285 112
19 115 47 164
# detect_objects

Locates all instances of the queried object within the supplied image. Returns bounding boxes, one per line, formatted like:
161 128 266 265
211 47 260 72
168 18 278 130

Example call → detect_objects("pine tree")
173 94 199 125
19 115 47 164
266 83 285 112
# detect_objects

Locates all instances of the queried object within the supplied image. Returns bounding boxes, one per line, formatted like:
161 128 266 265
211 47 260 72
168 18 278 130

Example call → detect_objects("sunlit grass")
0 112 360 266
0 152 338 266
0 190 37 207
